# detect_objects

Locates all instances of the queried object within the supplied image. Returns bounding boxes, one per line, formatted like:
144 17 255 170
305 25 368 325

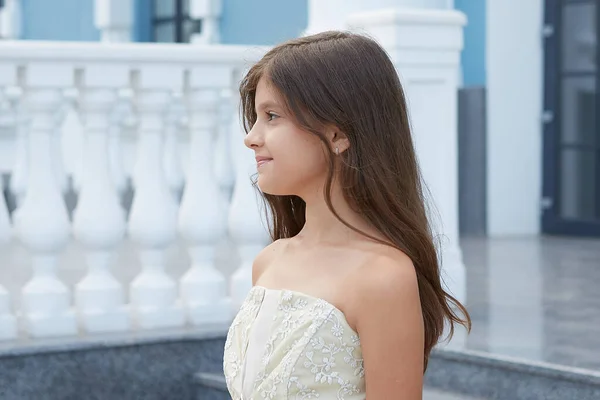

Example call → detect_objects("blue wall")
21 0 99 41
455 0 486 86
134 0 152 42
220 0 307 45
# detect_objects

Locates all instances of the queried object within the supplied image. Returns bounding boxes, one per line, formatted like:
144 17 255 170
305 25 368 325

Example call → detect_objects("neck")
297 181 376 245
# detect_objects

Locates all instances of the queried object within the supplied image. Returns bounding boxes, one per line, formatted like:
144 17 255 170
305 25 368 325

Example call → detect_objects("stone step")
425 348 600 400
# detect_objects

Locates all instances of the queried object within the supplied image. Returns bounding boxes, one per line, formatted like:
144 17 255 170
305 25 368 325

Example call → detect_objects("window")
152 0 200 43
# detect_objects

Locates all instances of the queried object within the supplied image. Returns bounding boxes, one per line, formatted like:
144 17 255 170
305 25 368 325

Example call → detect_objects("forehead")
255 77 282 106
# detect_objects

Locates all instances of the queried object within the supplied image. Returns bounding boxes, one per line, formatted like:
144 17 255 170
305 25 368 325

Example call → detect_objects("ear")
325 126 350 155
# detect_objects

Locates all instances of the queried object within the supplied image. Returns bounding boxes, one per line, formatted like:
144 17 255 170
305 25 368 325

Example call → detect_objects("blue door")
542 0 600 236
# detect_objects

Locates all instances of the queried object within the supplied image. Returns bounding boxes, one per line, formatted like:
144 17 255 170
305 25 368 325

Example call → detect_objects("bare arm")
354 255 424 399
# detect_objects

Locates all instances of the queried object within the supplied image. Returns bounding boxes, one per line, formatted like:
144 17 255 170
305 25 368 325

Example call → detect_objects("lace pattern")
224 286 366 400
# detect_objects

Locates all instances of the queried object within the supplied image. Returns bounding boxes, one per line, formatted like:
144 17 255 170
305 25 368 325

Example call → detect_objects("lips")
255 156 273 168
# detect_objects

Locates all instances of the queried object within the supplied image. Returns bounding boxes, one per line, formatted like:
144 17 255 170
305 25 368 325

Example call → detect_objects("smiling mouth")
257 159 272 168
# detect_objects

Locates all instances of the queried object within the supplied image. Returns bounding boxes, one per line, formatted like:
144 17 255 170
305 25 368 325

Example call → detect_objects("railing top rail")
0 40 269 66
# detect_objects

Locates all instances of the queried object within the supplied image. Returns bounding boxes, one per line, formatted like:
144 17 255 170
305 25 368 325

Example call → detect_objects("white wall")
486 0 543 236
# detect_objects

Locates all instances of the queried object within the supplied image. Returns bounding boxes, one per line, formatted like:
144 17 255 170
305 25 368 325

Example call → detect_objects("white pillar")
486 0 543 235
128 66 185 330
73 66 130 333
189 0 222 44
306 0 450 34
178 66 232 325
14 79 77 337
347 8 467 305
94 0 133 42
0 186 17 340
0 0 22 39
228 71 270 309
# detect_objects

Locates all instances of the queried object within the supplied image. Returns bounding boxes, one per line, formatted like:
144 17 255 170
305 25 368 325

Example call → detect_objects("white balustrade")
60 88 85 193
0 40 267 339
178 66 232 326
7 87 29 207
73 66 129 333
128 66 185 330
214 90 235 206
13 66 77 337
107 90 131 195
0 185 17 341
163 94 185 201
52 96 69 194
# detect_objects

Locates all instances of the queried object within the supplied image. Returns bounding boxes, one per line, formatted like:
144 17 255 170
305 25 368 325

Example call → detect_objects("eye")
266 111 279 121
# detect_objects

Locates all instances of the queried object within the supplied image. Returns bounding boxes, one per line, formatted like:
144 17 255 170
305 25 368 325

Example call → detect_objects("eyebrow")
255 101 281 112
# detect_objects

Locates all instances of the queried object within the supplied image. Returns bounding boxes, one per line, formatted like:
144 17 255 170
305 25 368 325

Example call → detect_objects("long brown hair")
239 31 470 370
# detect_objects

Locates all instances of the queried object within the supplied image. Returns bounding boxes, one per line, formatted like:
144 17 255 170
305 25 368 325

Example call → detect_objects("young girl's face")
244 77 328 196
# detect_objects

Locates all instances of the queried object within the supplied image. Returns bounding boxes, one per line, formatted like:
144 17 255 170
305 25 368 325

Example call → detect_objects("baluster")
179 70 232 326
107 89 132 196
228 71 270 309
6 87 29 207
61 88 85 193
214 91 235 206
163 93 185 201
13 75 76 337
73 67 129 333
0 181 17 340
128 67 184 330
53 91 70 194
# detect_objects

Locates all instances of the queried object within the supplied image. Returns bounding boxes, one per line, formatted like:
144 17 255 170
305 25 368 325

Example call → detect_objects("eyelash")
266 112 279 121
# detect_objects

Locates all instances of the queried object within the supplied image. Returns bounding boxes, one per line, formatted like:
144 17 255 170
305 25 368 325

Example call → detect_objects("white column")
306 0 450 34
228 71 271 309
190 0 222 44
73 66 130 333
486 0 543 235
13 64 77 337
163 94 185 201
347 8 467 305
0 185 17 340
0 0 22 39
128 66 185 330
179 67 232 325
94 0 133 42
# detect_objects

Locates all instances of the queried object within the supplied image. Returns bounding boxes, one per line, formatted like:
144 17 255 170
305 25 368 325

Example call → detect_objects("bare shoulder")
344 246 421 330
252 238 290 285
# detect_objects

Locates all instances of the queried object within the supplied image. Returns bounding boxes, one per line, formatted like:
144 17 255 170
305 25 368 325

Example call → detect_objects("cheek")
259 131 328 194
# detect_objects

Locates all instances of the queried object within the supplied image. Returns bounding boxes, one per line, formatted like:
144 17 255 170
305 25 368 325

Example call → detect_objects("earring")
335 147 339 155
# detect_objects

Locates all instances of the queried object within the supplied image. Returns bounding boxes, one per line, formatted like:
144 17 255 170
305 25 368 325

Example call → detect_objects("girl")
224 30 470 399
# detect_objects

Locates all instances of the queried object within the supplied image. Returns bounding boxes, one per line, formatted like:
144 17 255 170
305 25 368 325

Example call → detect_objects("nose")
244 124 263 149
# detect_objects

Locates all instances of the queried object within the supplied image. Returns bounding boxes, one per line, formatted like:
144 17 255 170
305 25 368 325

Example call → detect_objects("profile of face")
244 77 330 197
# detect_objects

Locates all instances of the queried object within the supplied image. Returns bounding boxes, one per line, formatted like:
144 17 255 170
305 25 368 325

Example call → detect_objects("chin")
256 176 293 196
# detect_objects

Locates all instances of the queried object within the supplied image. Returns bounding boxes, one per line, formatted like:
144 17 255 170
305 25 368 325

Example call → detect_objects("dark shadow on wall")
458 86 487 237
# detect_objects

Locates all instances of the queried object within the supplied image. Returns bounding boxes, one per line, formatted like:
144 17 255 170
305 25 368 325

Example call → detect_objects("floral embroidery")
223 287 366 400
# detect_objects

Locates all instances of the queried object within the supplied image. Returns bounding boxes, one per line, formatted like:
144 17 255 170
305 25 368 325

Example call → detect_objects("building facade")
0 0 597 238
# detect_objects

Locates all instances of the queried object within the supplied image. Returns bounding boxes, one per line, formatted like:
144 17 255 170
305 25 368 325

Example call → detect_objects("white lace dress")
223 286 366 400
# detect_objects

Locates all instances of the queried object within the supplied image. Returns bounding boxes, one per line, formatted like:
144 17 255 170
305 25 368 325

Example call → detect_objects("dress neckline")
251 285 359 336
